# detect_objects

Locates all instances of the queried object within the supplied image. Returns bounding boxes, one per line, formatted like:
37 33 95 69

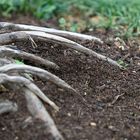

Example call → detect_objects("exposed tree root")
24 88 64 140
0 45 59 69
0 75 63 139
0 58 13 66
0 31 122 68
0 99 18 114
0 22 123 139
0 64 76 93
0 22 103 43
0 73 59 111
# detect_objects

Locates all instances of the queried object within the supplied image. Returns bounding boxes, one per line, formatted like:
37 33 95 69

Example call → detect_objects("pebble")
84 92 87 96
90 122 96 127
67 113 71 117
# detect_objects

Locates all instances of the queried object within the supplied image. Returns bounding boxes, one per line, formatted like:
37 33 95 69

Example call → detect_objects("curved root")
0 31 122 68
0 73 59 111
0 45 59 69
24 88 64 140
0 64 76 92
0 22 103 43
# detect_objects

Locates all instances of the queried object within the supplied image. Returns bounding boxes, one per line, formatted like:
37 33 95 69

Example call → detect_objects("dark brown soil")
0 16 140 140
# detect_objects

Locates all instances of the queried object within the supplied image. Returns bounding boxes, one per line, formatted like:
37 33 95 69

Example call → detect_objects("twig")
109 93 125 105
28 35 38 48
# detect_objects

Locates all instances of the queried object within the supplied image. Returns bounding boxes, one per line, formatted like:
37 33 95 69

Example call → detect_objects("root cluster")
0 22 122 140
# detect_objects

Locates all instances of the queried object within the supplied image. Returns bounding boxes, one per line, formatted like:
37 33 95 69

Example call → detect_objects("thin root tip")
69 87 77 93
54 105 59 112
54 65 60 70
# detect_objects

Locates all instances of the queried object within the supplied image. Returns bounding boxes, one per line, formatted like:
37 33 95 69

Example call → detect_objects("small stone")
132 71 136 73
90 122 96 127
89 28 93 31
119 45 125 50
57 88 64 92
108 125 114 129
67 113 71 116
74 50 79 53
15 136 19 140
124 138 128 140
2 127 6 131
108 125 117 131
84 92 87 96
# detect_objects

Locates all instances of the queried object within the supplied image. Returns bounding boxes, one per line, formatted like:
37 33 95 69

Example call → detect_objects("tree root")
24 88 64 140
0 75 63 139
0 45 59 70
0 22 103 43
0 64 76 93
0 22 123 139
0 58 13 66
0 31 122 68
0 73 59 111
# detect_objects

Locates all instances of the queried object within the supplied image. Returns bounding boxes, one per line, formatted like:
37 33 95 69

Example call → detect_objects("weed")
117 59 128 68
15 59 24 65
0 0 65 19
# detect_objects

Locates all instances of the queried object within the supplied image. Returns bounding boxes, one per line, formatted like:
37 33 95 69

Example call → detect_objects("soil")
0 15 140 140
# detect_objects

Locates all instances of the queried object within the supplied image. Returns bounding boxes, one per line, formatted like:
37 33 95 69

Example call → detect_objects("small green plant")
15 59 24 65
0 0 18 17
58 17 79 32
69 23 78 32
0 0 66 19
117 59 128 68
58 17 66 30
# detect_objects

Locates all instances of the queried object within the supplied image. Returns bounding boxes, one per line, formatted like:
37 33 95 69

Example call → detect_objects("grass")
0 0 140 38
0 0 64 19
68 0 140 38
